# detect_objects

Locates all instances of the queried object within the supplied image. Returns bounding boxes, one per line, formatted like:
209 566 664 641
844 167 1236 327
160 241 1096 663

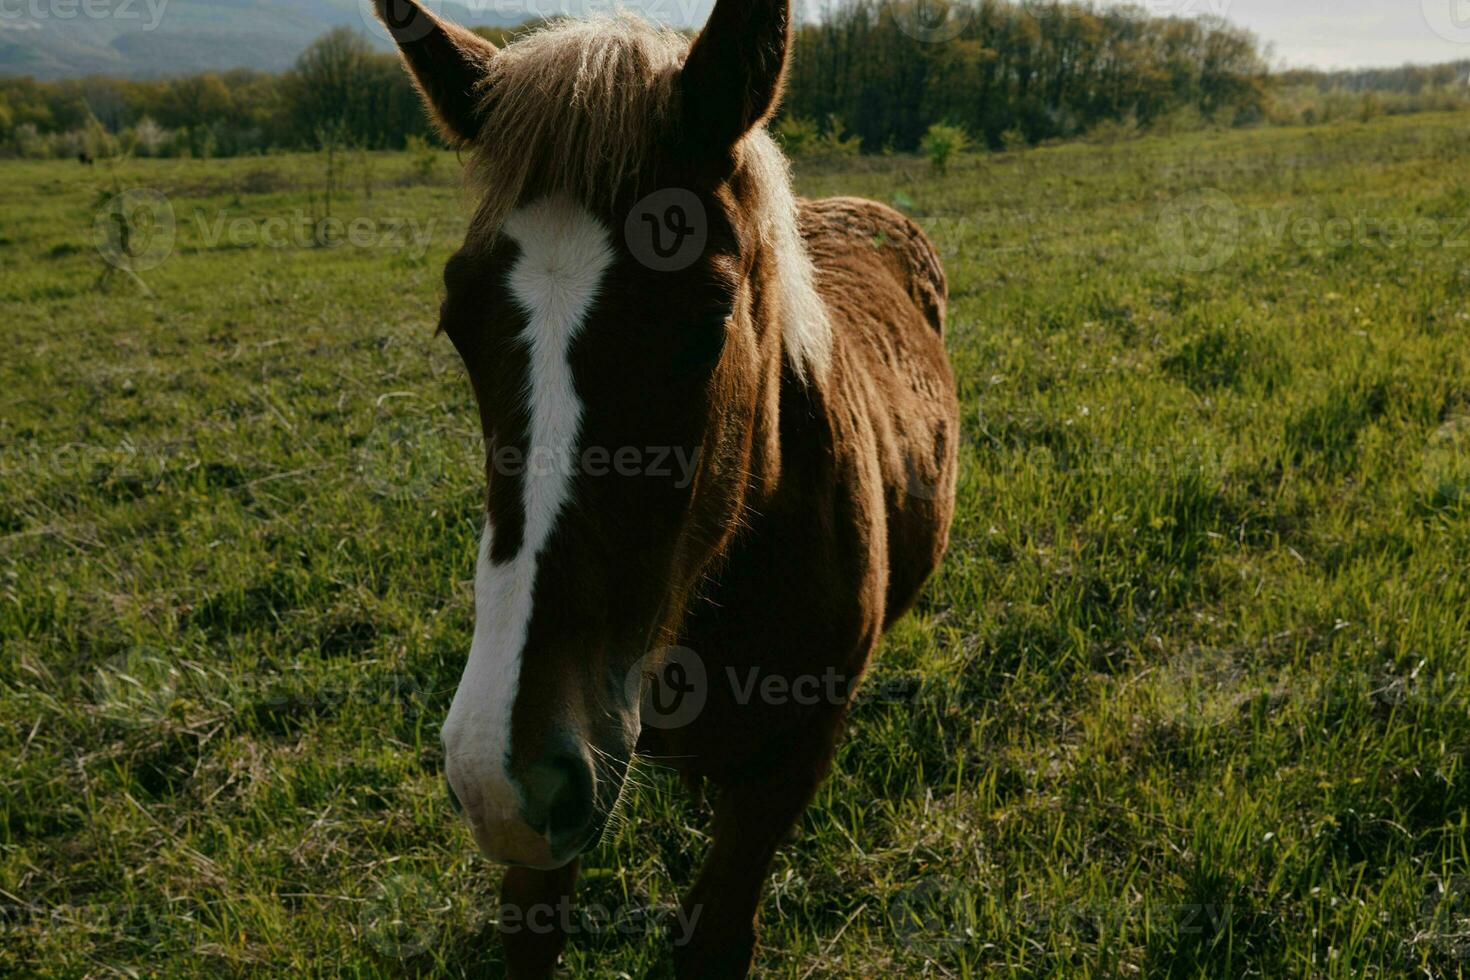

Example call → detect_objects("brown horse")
374 1 958 975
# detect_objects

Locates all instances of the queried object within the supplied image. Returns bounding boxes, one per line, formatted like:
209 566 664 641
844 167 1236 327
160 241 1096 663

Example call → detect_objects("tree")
281 28 373 147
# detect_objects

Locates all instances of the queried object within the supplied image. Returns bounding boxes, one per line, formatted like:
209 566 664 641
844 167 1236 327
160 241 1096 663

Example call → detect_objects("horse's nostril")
446 775 463 815
539 753 595 849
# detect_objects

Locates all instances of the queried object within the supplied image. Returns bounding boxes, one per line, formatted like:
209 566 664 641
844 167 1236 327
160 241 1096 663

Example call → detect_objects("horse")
374 1 959 975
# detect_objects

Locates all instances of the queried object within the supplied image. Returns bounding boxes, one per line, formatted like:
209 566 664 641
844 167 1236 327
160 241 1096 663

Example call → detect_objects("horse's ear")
373 0 498 145
679 0 790 158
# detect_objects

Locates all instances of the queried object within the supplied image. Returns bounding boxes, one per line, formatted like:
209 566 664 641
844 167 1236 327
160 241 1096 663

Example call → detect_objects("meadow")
3 111 1470 977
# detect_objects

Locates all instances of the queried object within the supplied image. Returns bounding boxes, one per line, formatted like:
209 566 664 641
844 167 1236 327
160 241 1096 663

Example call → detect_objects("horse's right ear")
373 0 498 145
679 0 791 160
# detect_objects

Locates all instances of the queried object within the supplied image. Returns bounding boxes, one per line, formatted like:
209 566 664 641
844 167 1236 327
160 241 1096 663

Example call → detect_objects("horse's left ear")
373 0 498 145
679 0 790 158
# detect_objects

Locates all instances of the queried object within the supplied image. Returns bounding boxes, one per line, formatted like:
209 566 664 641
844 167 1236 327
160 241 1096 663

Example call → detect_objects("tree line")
784 0 1268 151
1270 60 1470 126
1 1 1466 161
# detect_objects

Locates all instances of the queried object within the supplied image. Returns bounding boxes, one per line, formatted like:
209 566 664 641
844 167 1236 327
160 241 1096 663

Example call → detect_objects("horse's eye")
674 311 729 375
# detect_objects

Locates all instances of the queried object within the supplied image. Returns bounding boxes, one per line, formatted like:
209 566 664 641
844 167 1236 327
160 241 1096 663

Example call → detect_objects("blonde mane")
467 15 683 241
465 13 832 380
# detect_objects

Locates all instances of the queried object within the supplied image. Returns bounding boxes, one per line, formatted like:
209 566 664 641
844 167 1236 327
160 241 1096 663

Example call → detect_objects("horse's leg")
672 722 841 979
499 860 581 979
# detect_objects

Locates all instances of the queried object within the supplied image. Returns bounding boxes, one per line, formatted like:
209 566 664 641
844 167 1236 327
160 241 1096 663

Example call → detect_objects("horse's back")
800 196 947 336
800 196 959 628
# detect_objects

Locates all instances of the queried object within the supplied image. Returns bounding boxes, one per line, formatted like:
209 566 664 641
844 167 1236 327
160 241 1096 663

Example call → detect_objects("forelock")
466 14 689 242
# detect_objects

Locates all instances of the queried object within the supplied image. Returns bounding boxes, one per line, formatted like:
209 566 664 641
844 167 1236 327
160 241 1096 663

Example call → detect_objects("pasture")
3 111 1470 976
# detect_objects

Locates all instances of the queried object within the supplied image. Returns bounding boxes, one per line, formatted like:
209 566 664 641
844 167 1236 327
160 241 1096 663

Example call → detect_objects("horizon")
0 0 1467 80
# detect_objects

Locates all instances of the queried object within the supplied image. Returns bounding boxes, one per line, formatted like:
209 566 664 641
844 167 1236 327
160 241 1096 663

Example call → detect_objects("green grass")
3 112 1470 977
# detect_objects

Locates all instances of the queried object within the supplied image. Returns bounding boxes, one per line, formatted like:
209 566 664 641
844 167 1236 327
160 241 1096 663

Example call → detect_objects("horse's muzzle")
445 742 599 870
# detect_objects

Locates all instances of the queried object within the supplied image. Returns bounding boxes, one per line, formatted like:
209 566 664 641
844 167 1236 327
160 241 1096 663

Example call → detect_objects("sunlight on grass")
3 116 1470 976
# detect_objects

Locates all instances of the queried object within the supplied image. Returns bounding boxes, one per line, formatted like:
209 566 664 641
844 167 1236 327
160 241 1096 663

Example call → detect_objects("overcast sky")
1095 0 1470 70
607 0 1470 71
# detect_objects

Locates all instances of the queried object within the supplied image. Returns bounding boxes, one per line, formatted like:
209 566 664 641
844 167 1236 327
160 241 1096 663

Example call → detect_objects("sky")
543 0 1470 70
1082 0 1470 70
607 0 1470 70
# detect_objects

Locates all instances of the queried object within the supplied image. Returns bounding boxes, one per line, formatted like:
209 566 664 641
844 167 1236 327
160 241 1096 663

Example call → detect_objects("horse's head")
376 0 829 868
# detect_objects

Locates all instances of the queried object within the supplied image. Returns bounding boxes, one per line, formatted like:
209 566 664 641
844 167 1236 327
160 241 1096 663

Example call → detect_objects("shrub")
1147 104 1208 137
776 114 860 158
79 117 119 160
819 115 862 156
1087 113 1141 144
1000 127 1028 152
406 135 438 181
171 126 194 159
922 122 968 174
775 115 821 157
12 123 43 158
1359 93 1382 123
132 118 171 157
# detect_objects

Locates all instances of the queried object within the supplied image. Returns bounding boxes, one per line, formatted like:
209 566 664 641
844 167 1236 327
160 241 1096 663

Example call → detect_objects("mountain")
0 0 528 80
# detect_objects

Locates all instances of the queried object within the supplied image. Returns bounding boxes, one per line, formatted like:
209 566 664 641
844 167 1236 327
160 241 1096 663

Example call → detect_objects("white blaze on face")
442 196 614 829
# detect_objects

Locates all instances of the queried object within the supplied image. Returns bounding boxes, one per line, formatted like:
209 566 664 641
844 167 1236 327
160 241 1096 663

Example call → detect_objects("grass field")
3 111 1470 977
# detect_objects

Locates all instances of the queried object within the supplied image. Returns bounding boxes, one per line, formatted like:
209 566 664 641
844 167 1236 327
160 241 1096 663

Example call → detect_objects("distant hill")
0 0 527 80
